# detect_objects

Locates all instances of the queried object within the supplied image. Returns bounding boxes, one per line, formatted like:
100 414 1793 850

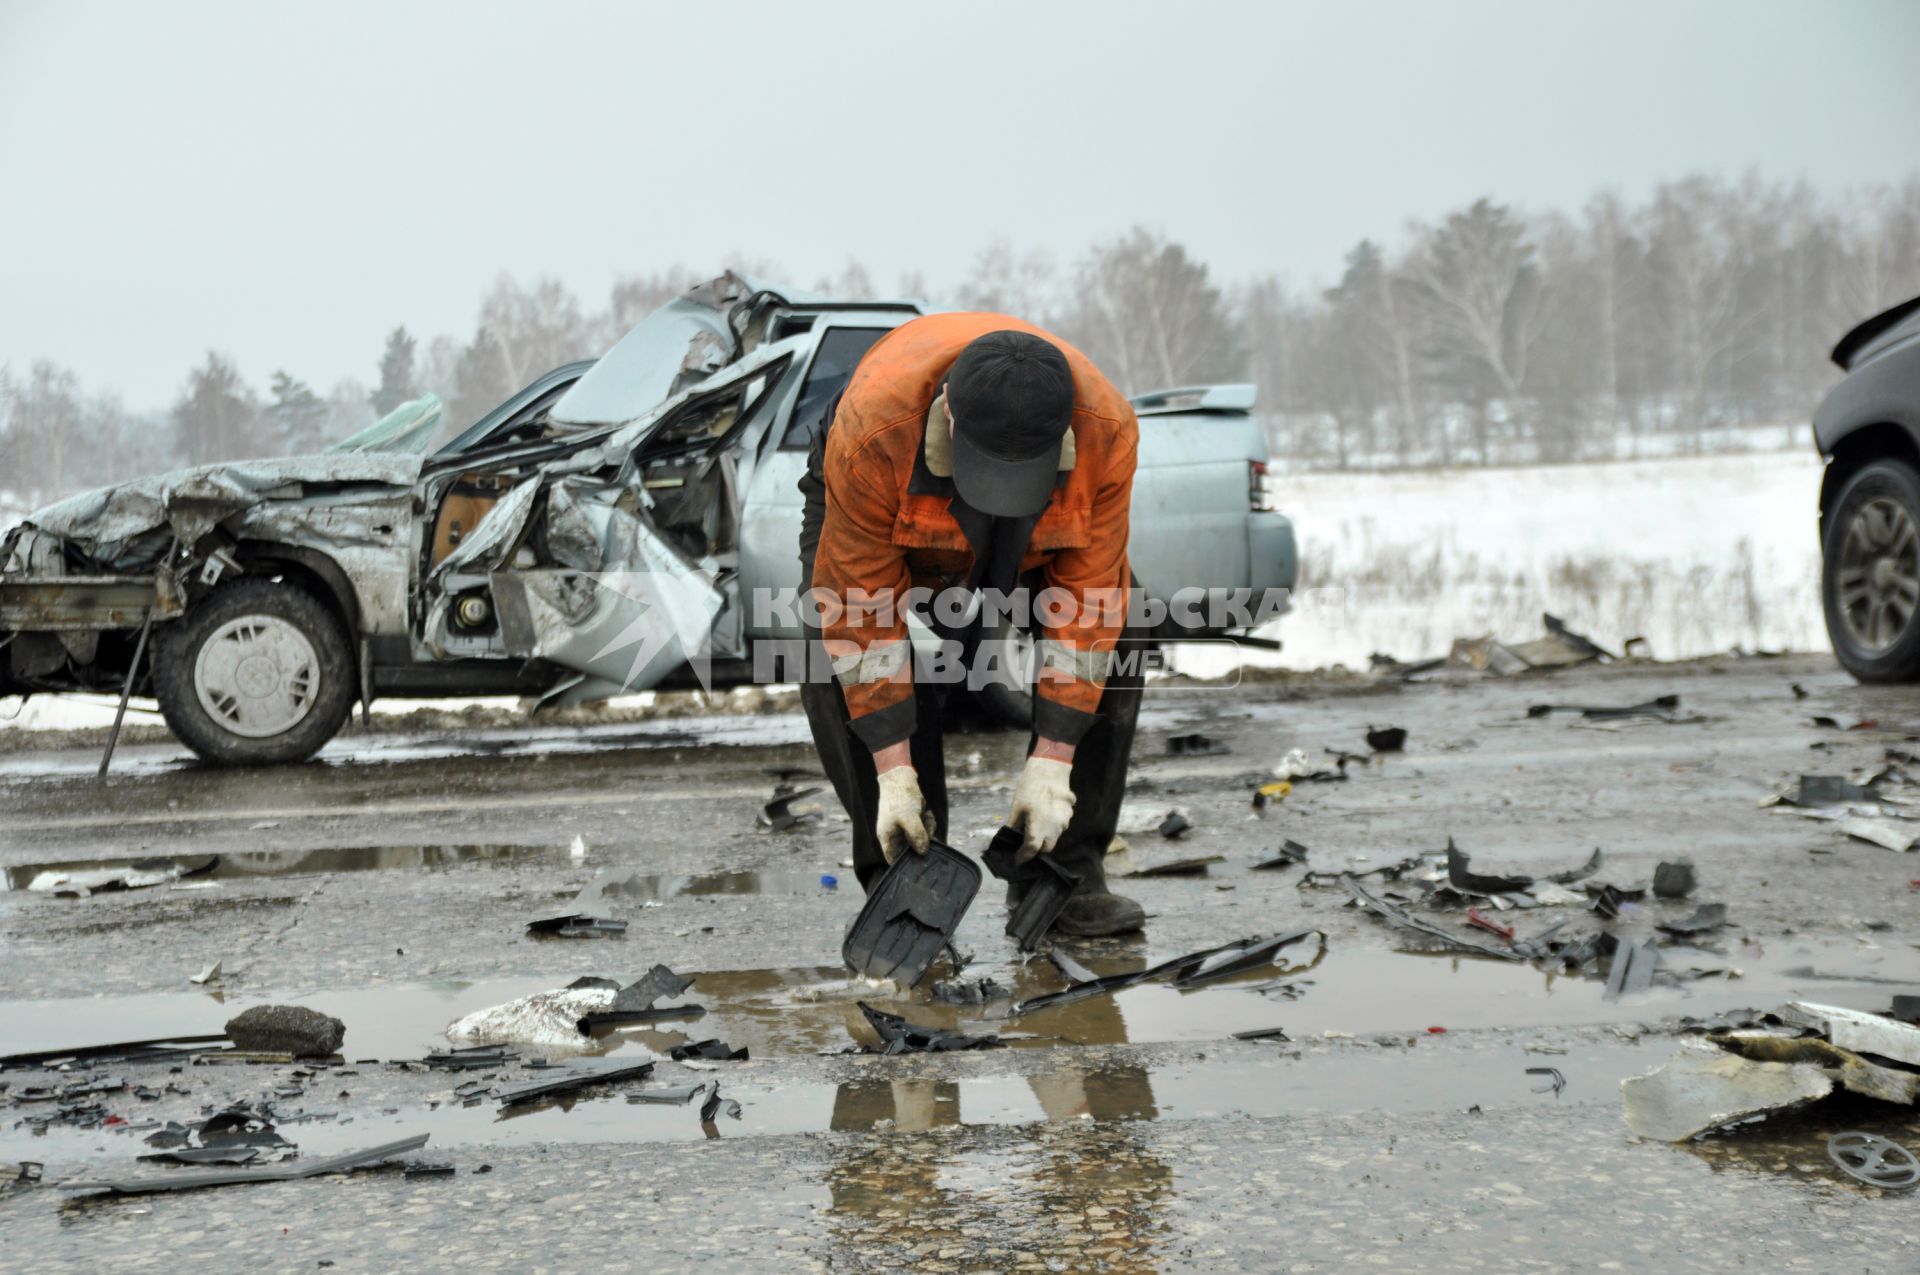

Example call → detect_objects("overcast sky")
2 0 1917 410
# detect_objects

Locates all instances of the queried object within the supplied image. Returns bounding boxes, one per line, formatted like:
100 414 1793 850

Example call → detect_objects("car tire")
153 578 356 765
1823 457 1920 683
974 621 1036 730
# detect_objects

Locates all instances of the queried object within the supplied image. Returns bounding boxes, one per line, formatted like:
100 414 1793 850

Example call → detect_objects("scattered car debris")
1157 811 1193 839
423 1045 516 1071
1622 1038 1834 1142
1779 1002 1920 1066
1780 774 1881 806
1017 930 1323 1015
758 784 824 832
1250 780 1292 812
1527 1067 1566 1096
1656 903 1728 935
1810 713 1876 731
449 985 639 1048
1365 726 1407 753
1527 694 1679 721
1232 1026 1291 1042
1446 840 1532 894
1588 882 1647 919
1391 613 1612 680
700 1083 743 1126
1166 733 1230 757
928 976 1009 1006
855 1002 1003 1054
526 914 630 938
1275 748 1349 782
403 1161 456 1179
626 1083 708 1106
1254 840 1310 871
1128 855 1224 878
1465 908 1515 945
495 1060 658 1106
224 1005 345 1059
1827 1132 1920 1191
842 841 980 987
579 966 706 1032
670 1039 748 1062
982 826 1080 953
64 1134 431 1195
0 1034 231 1070
1342 874 1524 962
1604 939 1661 999
1651 860 1696 898
3 1163 42 1196
1838 818 1920 852
189 960 224 986
25 854 218 897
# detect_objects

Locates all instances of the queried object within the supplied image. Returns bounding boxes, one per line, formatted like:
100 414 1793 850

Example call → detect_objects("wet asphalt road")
4 652 1920 1271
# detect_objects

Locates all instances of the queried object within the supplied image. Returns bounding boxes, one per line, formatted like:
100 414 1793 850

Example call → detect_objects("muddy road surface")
4 653 1919 1272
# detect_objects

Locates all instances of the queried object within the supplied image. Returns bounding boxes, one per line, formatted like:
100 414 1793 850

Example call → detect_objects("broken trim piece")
63 1134 430 1195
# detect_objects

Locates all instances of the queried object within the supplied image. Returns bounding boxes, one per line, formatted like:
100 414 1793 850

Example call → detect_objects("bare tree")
953 240 1060 319
1058 228 1236 395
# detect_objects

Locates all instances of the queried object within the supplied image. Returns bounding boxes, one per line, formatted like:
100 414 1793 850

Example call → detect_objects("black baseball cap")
944 331 1075 518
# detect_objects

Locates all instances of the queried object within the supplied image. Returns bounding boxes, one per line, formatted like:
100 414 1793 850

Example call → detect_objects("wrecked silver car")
0 275 1298 765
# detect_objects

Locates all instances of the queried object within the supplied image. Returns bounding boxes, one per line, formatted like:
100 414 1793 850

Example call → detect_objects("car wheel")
974 621 1036 730
154 579 356 765
1823 458 1920 683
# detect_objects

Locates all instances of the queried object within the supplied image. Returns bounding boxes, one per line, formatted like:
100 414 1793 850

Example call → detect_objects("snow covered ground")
1 450 1833 734
1172 447 1828 677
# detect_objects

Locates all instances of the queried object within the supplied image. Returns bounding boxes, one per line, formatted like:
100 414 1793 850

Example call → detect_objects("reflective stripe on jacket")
812 311 1137 751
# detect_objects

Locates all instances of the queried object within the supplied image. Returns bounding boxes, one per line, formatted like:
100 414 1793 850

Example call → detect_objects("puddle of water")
1 844 558 892
0 1043 1661 1166
4 936 1913 1073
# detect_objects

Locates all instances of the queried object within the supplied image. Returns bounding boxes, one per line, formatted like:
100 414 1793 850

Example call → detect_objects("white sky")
2 0 1917 410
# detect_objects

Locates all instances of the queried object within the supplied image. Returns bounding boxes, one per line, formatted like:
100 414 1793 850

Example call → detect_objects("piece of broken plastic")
1366 726 1408 752
982 825 1081 953
670 1039 748 1062
759 785 824 832
63 1133 430 1195
1605 939 1660 999
495 1060 656 1106
1254 840 1309 871
842 839 980 987
1130 855 1225 878
525 914 629 938
1015 930 1323 1015
1526 694 1678 721
1166 733 1230 756
855 1002 1003 1053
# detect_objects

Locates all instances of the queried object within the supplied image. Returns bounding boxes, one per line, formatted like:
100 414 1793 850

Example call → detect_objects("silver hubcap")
193 615 321 738
1838 497 1920 652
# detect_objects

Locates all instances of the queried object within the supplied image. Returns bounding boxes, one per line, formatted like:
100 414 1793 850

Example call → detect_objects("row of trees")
5 172 1918 507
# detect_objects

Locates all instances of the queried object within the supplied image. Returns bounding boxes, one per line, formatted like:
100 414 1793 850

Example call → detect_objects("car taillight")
1249 459 1271 511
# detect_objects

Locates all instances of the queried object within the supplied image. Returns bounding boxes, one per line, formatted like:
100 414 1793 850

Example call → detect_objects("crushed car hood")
19 453 424 561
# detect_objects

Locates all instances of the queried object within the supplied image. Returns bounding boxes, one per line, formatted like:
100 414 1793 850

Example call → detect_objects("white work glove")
1010 755 1076 863
875 765 935 864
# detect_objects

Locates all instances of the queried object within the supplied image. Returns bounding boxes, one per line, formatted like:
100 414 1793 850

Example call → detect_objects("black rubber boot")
1050 888 1146 938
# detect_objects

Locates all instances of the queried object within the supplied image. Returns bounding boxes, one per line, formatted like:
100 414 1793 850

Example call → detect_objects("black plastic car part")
982 825 1081 952
842 839 980 986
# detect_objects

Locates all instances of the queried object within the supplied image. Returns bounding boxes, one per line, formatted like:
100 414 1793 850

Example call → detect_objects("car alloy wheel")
1834 495 1920 652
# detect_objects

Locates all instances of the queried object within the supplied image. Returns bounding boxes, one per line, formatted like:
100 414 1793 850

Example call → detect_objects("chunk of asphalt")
224 1005 345 1059
1652 860 1696 899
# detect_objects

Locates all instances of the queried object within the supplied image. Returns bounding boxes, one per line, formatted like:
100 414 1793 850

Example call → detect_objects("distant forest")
4 171 1917 506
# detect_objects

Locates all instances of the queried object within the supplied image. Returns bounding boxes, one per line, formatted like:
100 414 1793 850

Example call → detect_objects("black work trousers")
797 548 1143 896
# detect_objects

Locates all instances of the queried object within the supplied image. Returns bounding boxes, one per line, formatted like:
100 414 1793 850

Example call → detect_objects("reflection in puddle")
2 844 553 890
